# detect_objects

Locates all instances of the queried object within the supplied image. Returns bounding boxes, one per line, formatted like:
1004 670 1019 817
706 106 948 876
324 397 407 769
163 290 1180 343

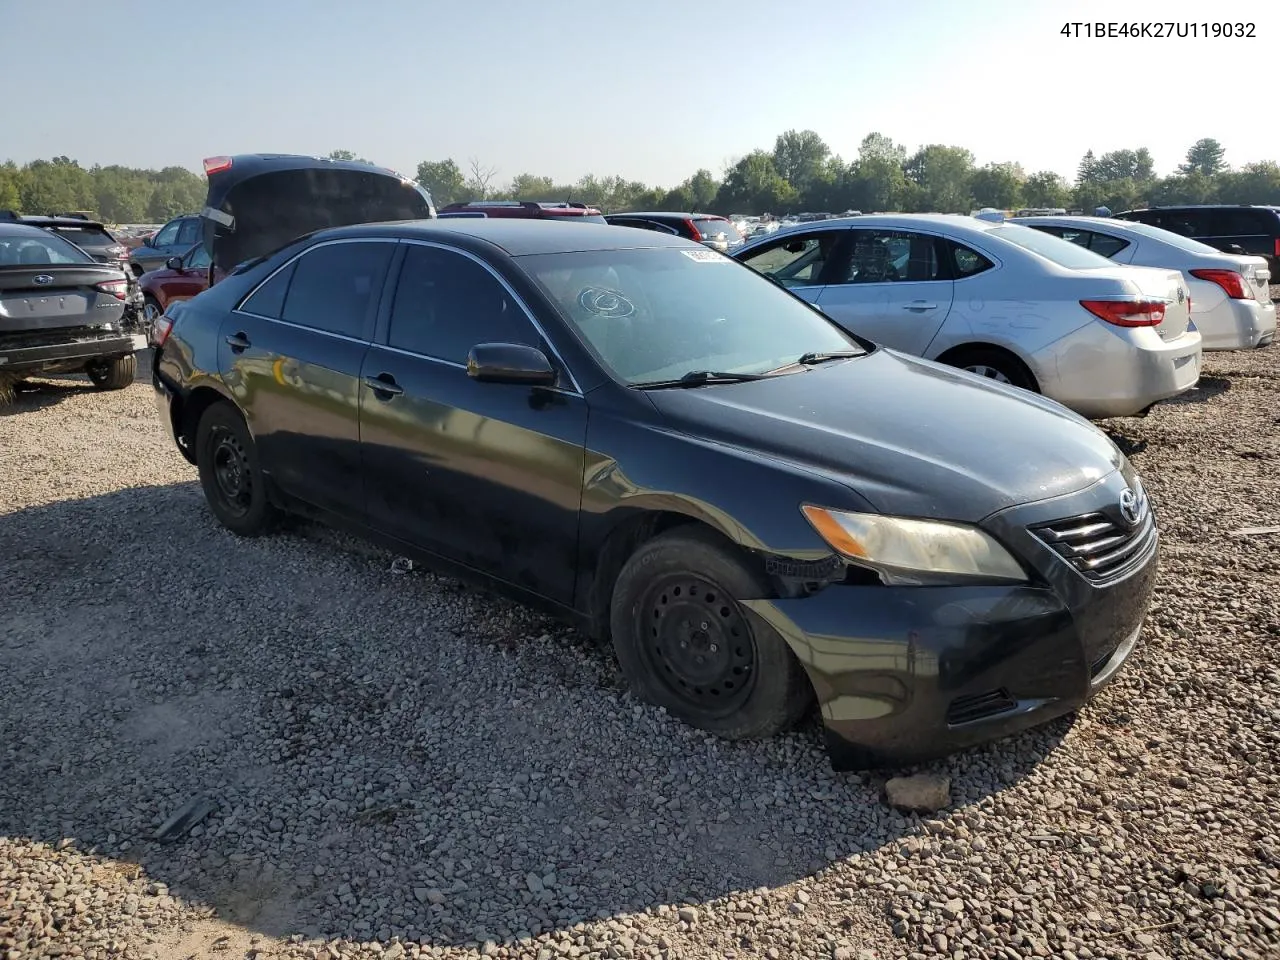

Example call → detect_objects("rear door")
219 238 395 519
734 229 848 306
811 228 955 352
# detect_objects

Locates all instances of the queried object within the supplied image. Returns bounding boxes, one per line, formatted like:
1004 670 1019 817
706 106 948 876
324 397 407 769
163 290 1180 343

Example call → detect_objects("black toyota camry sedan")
152 218 1158 770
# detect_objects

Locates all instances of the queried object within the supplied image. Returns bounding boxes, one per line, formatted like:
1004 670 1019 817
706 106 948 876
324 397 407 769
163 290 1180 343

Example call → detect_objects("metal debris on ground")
1231 525 1280 537
390 557 414 574
153 794 219 842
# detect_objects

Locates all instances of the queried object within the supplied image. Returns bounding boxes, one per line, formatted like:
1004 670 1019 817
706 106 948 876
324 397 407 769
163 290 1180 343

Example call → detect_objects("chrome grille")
1032 508 1156 582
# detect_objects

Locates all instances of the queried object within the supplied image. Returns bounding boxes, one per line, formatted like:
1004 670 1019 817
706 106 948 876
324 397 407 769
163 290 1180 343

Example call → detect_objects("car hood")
645 348 1124 523
202 160 436 272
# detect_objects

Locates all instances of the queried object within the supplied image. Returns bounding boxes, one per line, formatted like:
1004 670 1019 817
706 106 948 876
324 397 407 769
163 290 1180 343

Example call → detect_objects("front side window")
177 219 201 246
838 230 940 283
388 244 539 363
152 220 181 246
280 241 393 339
738 231 843 288
519 247 860 385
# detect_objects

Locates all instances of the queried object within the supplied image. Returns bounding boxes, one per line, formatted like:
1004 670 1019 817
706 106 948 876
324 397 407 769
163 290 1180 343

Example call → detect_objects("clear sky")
2 0 1275 187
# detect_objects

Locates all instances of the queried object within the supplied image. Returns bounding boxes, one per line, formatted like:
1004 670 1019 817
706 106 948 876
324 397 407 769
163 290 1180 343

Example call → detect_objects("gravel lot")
2 345 1278 960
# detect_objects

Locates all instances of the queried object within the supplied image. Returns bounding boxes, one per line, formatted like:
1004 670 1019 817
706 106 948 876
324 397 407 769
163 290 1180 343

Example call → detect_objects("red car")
138 243 220 326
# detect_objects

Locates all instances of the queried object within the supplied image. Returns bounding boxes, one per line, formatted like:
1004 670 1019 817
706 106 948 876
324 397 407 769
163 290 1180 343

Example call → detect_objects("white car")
733 214 1203 419
1010 215 1275 351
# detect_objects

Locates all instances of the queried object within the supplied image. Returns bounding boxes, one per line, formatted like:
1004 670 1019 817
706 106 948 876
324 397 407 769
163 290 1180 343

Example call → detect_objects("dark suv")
438 200 606 222
130 213 203 276
1113 205 1280 273
604 212 745 253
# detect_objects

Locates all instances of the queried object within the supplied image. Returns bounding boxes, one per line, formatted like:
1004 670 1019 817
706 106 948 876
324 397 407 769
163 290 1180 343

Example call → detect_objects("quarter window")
388 244 538 363
280 241 392 339
152 220 180 247
176 219 201 246
1087 231 1130 258
950 243 994 278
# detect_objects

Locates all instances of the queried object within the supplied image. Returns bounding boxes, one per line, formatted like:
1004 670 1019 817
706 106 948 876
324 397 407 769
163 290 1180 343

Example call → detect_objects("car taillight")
1274 237 1280 257
95 279 129 301
684 218 703 241
203 156 233 176
1189 268 1248 299
152 315 174 348
1080 299 1166 327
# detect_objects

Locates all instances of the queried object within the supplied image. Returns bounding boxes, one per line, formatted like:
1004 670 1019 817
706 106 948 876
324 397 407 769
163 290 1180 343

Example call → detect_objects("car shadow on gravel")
0 377 101 415
0 484 1068 951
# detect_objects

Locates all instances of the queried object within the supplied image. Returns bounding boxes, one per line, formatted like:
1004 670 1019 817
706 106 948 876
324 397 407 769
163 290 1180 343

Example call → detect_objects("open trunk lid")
201 154 437 275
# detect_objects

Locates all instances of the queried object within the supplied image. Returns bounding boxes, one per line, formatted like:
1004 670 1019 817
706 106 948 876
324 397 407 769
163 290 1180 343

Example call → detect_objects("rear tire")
943 347 1037 392
609 527 812 739
195 402 278 537
86 355 136 390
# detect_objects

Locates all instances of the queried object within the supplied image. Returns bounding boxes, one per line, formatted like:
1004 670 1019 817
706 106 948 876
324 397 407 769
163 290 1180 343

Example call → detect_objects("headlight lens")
801 505 1028 585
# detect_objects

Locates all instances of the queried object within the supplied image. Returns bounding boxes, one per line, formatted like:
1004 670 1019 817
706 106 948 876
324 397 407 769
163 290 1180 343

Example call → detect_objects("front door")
359 242 588 604
735 229 849 307
219 238 395 519
813 229 955 353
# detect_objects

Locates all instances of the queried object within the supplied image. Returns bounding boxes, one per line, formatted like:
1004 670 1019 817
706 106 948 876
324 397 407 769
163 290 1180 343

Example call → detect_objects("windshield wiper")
636 369 777 390
796 350 866 365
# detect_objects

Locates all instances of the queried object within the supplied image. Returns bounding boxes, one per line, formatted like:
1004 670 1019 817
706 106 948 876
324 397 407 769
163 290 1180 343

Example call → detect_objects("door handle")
902 301 938 311
364 373 404 398
224 332 251 351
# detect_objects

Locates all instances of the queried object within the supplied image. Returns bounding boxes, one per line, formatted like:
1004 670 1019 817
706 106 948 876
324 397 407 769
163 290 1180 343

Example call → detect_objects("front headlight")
801 505 1028 586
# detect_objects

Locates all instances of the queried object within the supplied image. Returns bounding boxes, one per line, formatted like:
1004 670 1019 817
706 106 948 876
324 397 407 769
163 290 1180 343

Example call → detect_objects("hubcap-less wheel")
210 425 252 518
642 574 756 715
965 363 1012 384
143 300 161 323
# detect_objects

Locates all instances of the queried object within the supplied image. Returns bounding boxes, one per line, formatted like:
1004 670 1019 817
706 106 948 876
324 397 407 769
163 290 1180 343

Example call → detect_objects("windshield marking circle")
577 286 636 318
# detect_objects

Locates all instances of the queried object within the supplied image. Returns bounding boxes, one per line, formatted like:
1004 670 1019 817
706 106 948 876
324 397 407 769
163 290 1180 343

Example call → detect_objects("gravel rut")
1 348 1278 960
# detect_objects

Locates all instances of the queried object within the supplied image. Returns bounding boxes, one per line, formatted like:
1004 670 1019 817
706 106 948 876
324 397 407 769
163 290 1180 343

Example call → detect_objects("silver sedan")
733 214 1203 419
1010 215 1275 351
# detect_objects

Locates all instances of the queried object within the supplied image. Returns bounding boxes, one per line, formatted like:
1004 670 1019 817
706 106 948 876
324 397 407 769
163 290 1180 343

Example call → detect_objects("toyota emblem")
1118 487 1141 526
32 274 54 285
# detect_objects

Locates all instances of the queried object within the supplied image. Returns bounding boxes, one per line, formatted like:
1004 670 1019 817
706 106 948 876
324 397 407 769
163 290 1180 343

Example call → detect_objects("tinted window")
388 245 537 363
177 219 201 246
738 231 843 288
1210 208 1273 236
241 261 295 319
838 230 939 283
153 220 180 246
950 243 994 278
522 247 859 385
280 242 392 338
1114 219 1222 254
49 226 113 249
985 225 1115 269
1087 231 1130 258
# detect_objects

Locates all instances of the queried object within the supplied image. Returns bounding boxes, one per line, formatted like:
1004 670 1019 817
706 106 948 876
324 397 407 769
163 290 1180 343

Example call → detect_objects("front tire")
195 403 278 537
86 355 136 390
609 527 812 739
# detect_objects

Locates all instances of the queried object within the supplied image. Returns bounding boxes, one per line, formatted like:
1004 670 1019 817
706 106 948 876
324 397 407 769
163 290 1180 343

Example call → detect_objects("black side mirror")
165 256 184 271
466 342 557 386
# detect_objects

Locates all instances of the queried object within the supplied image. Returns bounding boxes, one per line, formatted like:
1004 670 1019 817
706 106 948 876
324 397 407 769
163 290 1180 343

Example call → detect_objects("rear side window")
240 261 296 319
280 241 393 339
949 242 994 278
388 244 538 363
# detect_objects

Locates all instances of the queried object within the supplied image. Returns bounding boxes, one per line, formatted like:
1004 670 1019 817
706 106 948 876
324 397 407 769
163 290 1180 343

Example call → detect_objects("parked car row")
143 152 1201 772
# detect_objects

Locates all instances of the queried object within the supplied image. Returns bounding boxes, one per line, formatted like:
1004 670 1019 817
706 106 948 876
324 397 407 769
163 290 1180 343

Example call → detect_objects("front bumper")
0 332 147 371
746 471 1159 769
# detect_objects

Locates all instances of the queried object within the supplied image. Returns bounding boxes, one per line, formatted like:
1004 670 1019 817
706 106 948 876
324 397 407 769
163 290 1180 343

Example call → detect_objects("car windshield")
1110 219 1224 255
694 218 743 242
518 246 861 385
0 231 94 265
985 224 1116 269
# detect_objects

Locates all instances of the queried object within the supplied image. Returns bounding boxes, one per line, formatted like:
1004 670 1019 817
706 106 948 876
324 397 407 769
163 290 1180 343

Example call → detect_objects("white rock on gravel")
1 347 1278 960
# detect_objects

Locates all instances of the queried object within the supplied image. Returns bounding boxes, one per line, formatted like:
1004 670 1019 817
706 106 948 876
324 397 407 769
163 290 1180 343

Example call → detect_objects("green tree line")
5 136 1280 224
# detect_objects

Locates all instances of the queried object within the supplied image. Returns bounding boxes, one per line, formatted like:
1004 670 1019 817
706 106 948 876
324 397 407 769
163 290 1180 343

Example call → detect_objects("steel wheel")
209 425 253 519
142 298 162 324
639 573 757 716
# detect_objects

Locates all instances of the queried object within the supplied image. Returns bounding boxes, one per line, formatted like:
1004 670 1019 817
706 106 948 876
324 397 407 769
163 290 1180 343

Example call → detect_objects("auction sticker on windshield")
681 248 730 263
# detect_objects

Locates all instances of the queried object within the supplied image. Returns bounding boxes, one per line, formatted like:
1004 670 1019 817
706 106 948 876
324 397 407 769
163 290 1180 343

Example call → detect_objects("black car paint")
154 219 1156 769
